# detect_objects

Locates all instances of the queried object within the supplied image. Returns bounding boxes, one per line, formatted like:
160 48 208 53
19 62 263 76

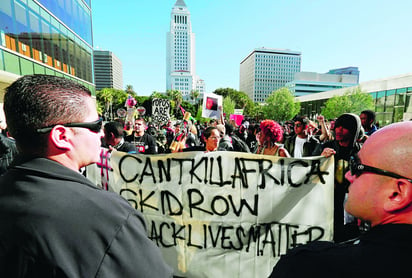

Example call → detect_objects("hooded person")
313 113 363 242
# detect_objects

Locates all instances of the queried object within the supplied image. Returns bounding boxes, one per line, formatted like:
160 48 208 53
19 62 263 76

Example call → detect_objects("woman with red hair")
256 120 290 157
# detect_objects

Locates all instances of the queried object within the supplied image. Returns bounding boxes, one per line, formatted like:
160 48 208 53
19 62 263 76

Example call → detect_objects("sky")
92 0 412 96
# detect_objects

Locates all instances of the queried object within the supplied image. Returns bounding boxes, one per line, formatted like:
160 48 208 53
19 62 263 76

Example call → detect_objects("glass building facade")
298 75 412 127
0 0 94 93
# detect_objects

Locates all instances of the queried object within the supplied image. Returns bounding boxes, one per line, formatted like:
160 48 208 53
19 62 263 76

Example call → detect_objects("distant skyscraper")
239 48 301 103
166 0 205 100
93 50 123 91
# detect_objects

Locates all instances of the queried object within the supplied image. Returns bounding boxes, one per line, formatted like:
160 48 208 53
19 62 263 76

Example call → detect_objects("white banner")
87 151 334 278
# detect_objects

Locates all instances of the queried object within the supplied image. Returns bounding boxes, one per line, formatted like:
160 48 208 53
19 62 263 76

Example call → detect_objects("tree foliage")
213 88 254 116
321 87 374 119
222 96 235 120
190 90 200 104
248 103 264 121
262 87 300 121
125 84 135 94
167 90 183 118
150 91 167 99
96 88 136 119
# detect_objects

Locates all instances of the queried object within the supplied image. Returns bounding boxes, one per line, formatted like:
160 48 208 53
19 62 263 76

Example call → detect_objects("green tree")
262 87 300 121
222 96 235 120
213 88 253 116
249 103 264 121
96 88 113 116
166 90 183 118
190 90 200 104
125 84 135 94
150 91 166 99
321 87 374 119
96 88 134 120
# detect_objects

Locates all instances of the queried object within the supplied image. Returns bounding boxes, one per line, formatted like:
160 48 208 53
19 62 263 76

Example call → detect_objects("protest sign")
201 93 222 119
152 98 171 125
230 114 244 126
87 151 334 277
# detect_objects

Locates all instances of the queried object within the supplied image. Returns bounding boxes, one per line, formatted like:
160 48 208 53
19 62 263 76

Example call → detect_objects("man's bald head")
361 121 412 179
345 121 412 226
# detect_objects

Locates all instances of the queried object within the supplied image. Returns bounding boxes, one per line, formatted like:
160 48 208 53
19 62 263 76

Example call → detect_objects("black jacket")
0 133 17 175
312 113 363 242
270 224 412 278
0 157 172 277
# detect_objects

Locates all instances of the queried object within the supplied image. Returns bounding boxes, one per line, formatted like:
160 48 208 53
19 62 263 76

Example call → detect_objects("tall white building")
166 0 205 100
239 48 301 103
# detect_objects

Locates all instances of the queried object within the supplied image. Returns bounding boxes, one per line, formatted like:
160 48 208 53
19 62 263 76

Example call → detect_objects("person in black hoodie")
312 113 363 242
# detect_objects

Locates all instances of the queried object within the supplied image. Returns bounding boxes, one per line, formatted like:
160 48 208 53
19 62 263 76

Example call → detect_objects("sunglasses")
349 154 412 182
36 118 103 134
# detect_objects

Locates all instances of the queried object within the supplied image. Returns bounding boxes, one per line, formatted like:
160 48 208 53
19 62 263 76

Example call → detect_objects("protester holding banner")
125 117 157 154
103 121 137 154
246 123 260 153
0 75 172 277
313 113 363 242
256 120 290 157
217 123 234 151
226 123 251 153
171 126 225 153
185 123 200 148
270 121 412 277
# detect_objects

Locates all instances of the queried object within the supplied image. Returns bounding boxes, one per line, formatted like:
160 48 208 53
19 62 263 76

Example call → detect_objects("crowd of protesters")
3 75 411 277
98 108 385 244
0 100 386 244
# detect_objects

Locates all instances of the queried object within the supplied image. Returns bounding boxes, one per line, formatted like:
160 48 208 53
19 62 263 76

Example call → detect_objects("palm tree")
167 90 183 117
98 88 114 120
125 84 135 95
190 90 200 104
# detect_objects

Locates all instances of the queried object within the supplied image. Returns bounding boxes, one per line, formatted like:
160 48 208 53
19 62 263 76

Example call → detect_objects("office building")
166 0 205 99
0 0 94 121
94 50 123 91
298 73 412 125
239 48 301 103
286 71 358 97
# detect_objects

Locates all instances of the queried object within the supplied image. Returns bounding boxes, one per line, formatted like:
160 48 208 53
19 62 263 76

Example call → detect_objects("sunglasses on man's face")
36 118 103 134
349 154 412 182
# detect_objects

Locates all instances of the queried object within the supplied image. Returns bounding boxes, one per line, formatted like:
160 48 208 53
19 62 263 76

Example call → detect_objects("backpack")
231 135 250 153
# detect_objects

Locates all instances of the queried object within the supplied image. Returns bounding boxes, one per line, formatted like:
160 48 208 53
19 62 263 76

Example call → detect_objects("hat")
334 113 358 133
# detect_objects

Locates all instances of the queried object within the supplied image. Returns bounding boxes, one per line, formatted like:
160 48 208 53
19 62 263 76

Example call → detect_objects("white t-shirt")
294 136 308 158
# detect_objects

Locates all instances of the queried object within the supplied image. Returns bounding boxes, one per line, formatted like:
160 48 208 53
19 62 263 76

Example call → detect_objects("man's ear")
384 179 412 212
49 126 72 151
